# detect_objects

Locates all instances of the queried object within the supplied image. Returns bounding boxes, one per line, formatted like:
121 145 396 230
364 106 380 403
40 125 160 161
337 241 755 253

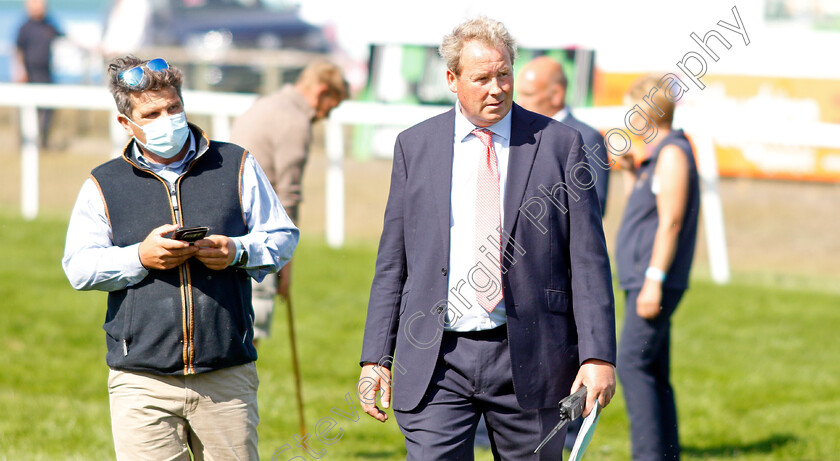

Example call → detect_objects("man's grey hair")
107 55 184 116
439 16 518 75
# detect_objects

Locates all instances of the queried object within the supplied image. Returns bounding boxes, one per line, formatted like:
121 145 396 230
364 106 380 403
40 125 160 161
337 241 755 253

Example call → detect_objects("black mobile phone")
172 226 209 243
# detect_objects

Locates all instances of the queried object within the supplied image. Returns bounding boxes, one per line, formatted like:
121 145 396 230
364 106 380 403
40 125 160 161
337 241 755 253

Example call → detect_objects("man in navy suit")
517 56 610 216
357 17 616 460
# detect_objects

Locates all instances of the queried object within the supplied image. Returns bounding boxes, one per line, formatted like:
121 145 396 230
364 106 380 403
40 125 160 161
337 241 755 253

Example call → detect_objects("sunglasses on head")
118 58 170 90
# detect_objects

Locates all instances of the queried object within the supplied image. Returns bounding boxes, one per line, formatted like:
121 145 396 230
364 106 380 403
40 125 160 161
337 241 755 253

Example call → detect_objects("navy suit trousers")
395 326 565 460
618 288 685 461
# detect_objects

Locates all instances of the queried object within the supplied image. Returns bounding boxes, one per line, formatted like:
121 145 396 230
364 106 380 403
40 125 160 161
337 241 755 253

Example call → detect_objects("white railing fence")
0 83 257 220
13 82 840 284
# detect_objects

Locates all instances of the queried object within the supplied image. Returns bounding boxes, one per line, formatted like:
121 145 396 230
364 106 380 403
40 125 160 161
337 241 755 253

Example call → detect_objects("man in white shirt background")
517 56 611 216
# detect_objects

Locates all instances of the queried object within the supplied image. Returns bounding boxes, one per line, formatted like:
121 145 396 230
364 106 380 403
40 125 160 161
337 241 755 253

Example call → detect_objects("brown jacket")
230 84 315 219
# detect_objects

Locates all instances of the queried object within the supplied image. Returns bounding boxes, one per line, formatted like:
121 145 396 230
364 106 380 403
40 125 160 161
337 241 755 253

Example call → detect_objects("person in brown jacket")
231 60 348 344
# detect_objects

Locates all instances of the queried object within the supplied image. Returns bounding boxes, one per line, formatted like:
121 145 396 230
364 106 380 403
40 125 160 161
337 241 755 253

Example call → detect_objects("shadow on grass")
683 433 797 457
351 449 405 459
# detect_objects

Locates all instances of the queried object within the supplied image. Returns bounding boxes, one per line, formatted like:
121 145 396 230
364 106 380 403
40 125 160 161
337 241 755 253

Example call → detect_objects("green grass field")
1 209 838 460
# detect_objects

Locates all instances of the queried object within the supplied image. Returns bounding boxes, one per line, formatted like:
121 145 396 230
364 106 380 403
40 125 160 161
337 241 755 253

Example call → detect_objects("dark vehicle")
150 0 329 52
107 0 329 92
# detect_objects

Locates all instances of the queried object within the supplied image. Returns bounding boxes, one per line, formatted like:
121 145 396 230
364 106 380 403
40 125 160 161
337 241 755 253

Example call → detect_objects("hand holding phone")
139 224 200 270
194 234 237 271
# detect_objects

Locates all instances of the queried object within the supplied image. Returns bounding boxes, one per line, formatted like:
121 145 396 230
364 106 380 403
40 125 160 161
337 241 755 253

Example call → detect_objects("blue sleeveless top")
615 129 700 290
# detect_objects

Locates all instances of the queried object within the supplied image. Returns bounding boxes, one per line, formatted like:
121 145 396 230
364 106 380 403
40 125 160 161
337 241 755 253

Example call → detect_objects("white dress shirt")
553 107 569 122
445 104 512 332
62 132 299 292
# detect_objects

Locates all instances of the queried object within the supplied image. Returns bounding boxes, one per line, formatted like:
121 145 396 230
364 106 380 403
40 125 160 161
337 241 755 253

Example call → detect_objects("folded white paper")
569 399 601 461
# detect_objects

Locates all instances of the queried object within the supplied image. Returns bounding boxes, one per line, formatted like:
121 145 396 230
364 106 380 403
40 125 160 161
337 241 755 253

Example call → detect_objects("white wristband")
645 266 666 282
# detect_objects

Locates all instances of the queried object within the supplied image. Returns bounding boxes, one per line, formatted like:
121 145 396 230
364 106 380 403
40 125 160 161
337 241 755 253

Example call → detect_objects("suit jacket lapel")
430 109 455 260
503 104 539 244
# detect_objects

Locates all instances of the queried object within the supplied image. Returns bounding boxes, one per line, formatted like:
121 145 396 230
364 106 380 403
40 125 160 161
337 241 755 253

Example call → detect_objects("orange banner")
595 72 840 182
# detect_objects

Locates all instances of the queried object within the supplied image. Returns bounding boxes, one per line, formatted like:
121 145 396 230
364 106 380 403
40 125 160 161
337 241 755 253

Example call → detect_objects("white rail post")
20 105 40 221
695 134 731 284
109 109 126 158
325 119 345 248
212 113 230 142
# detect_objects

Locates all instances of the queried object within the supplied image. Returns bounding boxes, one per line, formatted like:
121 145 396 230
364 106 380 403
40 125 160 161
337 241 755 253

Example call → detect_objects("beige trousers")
108 362 259 460
251 271 278 340
252 205 297 340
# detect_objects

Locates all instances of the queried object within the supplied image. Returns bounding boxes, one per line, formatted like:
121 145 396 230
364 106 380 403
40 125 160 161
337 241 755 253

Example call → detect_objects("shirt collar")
553 107 570 121
454 101 512 143
132 131 196 172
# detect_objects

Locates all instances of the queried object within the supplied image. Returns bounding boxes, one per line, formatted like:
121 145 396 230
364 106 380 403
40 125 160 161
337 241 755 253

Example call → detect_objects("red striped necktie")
472 128 503 313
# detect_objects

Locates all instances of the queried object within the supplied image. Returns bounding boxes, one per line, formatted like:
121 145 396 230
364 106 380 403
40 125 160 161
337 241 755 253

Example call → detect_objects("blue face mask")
127 112 190 159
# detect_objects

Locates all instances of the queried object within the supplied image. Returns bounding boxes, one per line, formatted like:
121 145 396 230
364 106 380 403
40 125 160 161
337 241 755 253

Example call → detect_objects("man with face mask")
62 55 299 460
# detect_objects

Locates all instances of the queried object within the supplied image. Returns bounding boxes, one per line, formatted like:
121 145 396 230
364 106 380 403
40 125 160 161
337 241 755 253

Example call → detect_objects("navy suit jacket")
560 111 610 216
361 104 616 411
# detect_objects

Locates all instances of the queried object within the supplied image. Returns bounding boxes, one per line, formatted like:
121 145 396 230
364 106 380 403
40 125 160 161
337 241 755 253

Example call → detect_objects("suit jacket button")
441 268 447 276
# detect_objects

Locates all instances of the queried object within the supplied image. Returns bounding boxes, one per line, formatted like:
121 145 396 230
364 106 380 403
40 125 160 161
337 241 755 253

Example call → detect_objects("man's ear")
302 83 327 109
551 84 566 108
446 69 458 93
117 113 135 137
315 83 332 100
